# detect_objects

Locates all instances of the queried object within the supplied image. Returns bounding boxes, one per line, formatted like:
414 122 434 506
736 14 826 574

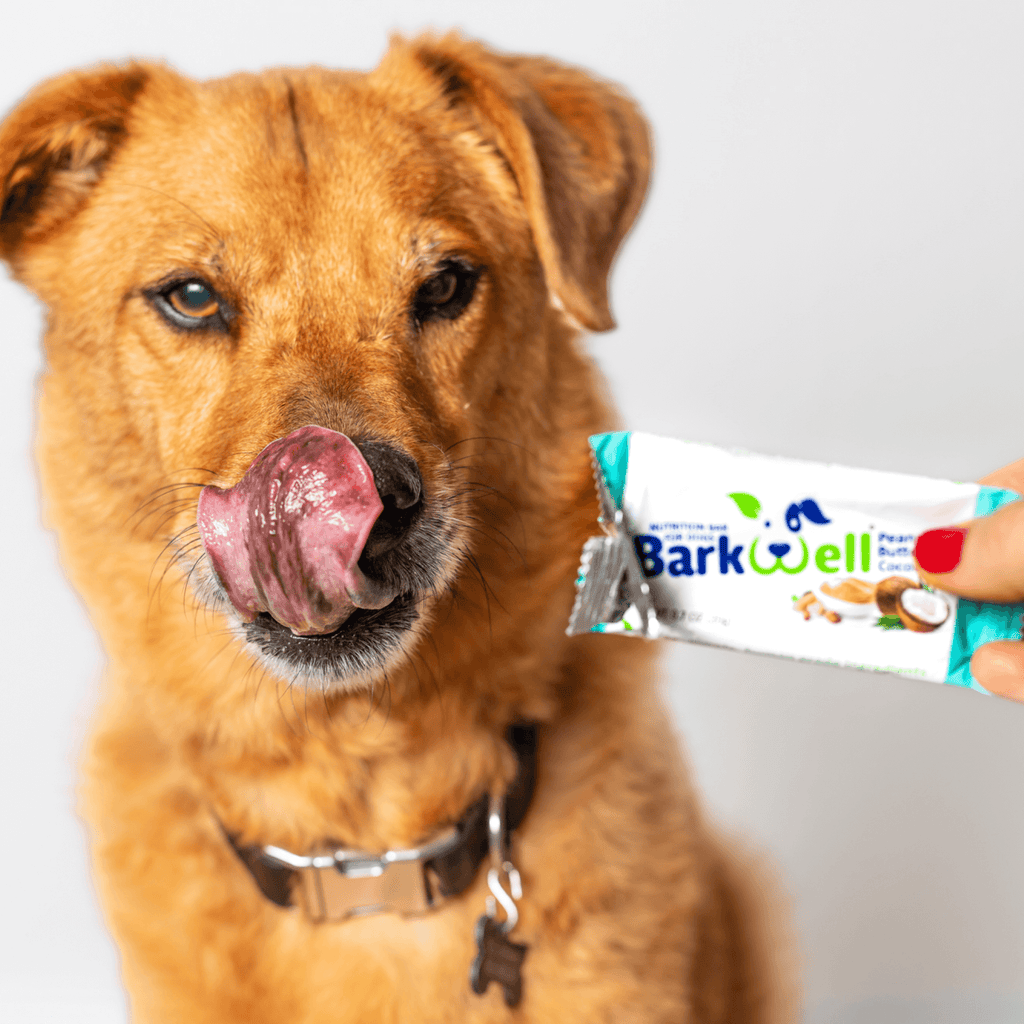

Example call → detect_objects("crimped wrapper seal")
567 535 632 635
568 432 1024 695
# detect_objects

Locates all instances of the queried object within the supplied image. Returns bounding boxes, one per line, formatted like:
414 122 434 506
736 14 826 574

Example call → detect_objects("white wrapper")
568 432 1024 694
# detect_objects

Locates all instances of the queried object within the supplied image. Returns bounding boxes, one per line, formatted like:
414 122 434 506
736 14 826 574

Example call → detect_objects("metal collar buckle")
261 827 462 922
225 724 538 927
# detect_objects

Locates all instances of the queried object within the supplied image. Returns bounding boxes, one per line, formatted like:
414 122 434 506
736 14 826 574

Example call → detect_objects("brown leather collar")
223 723 538 921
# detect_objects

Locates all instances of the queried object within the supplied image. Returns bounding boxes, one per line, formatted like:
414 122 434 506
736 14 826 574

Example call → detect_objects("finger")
979 456 1024 492
970 641 1024 703
914 497 1024 603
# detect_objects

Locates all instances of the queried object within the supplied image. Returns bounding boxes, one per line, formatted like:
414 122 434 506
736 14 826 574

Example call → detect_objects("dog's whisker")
145 505 200 536
457 516 528 570
148 549 200 618
456 478 522 513
137 492 201 518
421 630 450 708
466 554 497 639
197 635 239 682
364 667 392 733
364 676 381 724
412 646 445 713
135 506 200 545
146 532 204 621
442 471 530 548
273 676 304 740
182 553 208 620
453 521 526 576
148 523 200 584
321 688 336 725
418 438 456 474
443 435 535 458
129 499 201 541
287 674 313 738
250 661 268 706
127 495 200 533
130 479 205 507
233 649 265 706
128 479 204 511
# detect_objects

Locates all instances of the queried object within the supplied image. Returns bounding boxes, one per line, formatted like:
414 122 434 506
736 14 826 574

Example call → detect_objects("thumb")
970 641 1024 703
914 498 1024 602
914 465 1024 703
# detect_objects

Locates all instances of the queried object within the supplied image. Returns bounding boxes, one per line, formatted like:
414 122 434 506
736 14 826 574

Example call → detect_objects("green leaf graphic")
875 615 905 630
728 492 761 519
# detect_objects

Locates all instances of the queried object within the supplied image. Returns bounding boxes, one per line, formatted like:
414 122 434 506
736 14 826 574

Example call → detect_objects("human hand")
914 458 1024 702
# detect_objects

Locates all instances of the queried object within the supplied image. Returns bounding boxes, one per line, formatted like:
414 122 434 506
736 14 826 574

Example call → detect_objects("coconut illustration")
875 576 919 616
896 587 950 632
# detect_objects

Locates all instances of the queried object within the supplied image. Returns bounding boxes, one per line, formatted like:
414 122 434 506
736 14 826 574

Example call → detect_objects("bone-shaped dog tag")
470 914 528 1008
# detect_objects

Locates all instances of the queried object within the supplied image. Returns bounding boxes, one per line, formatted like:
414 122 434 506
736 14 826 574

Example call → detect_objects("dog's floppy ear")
378 35 652 332
0 63 150 266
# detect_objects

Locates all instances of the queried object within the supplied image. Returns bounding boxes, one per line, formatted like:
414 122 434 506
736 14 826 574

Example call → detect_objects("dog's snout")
356 441 424 560
196 426 392 636
358 442 422 510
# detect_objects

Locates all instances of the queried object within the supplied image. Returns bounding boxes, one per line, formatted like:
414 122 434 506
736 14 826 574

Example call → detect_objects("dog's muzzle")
197 425 415 635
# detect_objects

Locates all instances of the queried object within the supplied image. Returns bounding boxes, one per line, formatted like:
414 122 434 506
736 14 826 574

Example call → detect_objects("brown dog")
1 34 793 1022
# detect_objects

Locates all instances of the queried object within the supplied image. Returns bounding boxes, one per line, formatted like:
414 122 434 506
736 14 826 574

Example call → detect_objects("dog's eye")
418 271 458 306
168 281 219 319
413 261 481 324
149 279 228 332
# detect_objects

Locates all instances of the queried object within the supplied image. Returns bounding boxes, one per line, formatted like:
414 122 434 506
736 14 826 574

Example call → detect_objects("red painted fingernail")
914 527 968 574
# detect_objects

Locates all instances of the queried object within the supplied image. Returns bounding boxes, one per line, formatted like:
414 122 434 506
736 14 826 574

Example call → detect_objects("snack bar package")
567 432 1024 694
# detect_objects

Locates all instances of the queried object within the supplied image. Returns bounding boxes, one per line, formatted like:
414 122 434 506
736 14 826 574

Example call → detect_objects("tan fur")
1 34 797 1022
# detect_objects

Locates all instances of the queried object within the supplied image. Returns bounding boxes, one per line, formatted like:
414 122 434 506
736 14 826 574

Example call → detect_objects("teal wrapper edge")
590 431 631 510
945 487 1024 694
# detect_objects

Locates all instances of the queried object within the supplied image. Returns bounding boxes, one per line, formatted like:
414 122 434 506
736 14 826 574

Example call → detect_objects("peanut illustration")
793 591 841 623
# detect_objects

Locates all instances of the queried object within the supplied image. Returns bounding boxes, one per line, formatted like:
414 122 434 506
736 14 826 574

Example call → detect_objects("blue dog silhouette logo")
728 492 831 575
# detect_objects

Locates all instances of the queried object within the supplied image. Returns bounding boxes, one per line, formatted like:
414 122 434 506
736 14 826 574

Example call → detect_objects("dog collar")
224 723 537 922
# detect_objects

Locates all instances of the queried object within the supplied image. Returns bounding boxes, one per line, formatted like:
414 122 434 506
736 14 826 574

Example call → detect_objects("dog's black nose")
355 440 423 559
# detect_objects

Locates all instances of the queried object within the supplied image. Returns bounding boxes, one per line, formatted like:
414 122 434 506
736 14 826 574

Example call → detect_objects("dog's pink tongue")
197 426 389 636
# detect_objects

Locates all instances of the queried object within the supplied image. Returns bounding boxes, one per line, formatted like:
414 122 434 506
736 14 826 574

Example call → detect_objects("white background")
2 3 1023 1021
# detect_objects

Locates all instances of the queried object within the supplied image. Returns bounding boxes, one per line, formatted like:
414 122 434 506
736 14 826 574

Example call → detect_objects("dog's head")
1 36 650 695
